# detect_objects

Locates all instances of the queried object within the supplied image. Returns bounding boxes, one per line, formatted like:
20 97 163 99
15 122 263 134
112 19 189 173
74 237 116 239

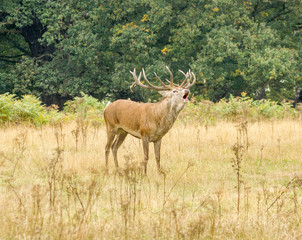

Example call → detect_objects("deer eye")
173 90 178 93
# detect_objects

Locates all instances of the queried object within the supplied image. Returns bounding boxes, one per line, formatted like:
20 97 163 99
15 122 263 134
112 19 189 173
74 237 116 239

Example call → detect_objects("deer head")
130 66 196 111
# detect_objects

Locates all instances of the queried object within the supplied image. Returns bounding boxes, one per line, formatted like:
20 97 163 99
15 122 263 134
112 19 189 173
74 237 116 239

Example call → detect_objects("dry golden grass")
1 119 302 239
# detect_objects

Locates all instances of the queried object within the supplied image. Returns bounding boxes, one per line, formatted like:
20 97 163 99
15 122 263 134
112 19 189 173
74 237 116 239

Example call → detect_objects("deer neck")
155 98 184 130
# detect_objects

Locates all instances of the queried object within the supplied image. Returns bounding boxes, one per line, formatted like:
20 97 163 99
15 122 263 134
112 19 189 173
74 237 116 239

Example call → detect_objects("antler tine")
179 70 191 87
165 78 180 86
143 69 170 91
165 66 174 87
130 82 136 92
184 72 196 89
153 72 171 89
182 71 192 88
130 69 148 90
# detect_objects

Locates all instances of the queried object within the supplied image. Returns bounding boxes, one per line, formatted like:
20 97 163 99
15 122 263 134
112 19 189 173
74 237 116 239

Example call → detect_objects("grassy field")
1 118 302 239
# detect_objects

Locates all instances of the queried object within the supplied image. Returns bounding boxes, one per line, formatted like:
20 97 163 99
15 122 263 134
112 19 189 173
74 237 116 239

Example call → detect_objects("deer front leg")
154 139 162 174
142 137 149 174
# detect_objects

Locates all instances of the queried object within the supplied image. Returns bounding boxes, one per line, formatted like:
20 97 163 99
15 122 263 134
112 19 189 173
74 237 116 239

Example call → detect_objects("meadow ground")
1 118 302 239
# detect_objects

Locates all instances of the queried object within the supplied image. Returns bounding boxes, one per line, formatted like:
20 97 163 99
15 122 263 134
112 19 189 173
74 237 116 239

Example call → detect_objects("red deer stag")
104 66 196 174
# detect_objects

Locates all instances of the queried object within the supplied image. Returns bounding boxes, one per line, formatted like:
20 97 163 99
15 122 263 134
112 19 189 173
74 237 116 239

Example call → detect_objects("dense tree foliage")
1 0 301 106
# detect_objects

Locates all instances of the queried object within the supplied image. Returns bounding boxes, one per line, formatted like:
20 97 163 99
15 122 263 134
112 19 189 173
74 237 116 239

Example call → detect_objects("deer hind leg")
105 129 116 168
111 129 128 168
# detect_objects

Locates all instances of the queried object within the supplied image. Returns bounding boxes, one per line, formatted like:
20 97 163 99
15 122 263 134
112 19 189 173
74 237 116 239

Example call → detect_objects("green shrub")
180 94 299 123
0 93 16 123
63 92 108 125
0 93 63 126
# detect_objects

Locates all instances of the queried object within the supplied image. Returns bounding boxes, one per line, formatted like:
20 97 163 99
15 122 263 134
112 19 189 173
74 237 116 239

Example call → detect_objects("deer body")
104 97 184 142
104 67 195 174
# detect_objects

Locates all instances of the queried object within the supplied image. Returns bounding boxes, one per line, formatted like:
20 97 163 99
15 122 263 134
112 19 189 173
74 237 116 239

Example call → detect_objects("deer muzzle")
183 89 190 102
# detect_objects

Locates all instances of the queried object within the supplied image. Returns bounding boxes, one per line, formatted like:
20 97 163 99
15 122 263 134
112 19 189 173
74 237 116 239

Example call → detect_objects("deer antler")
165 66 173 87
130 67 196 92
129 69 143 92
185 72 196 88
179 70 191 87
130 68 171 92
143 69 172 90
178 70 196 89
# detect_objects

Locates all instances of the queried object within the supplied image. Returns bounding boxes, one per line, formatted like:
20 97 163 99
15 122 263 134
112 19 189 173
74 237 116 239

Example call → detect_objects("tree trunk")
20 16 55 61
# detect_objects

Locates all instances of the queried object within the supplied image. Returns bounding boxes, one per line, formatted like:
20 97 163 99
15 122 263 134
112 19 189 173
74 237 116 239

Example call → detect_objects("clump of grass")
64 93 108 148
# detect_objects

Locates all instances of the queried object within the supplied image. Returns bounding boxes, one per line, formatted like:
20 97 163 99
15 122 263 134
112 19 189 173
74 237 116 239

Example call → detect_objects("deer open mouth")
183 92 190 102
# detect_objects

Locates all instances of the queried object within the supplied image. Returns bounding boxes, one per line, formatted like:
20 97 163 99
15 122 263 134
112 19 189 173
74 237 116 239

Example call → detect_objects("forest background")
0 0 301 108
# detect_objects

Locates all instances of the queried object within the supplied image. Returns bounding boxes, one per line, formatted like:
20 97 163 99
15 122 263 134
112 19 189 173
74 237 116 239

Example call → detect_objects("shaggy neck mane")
153 98 181 126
